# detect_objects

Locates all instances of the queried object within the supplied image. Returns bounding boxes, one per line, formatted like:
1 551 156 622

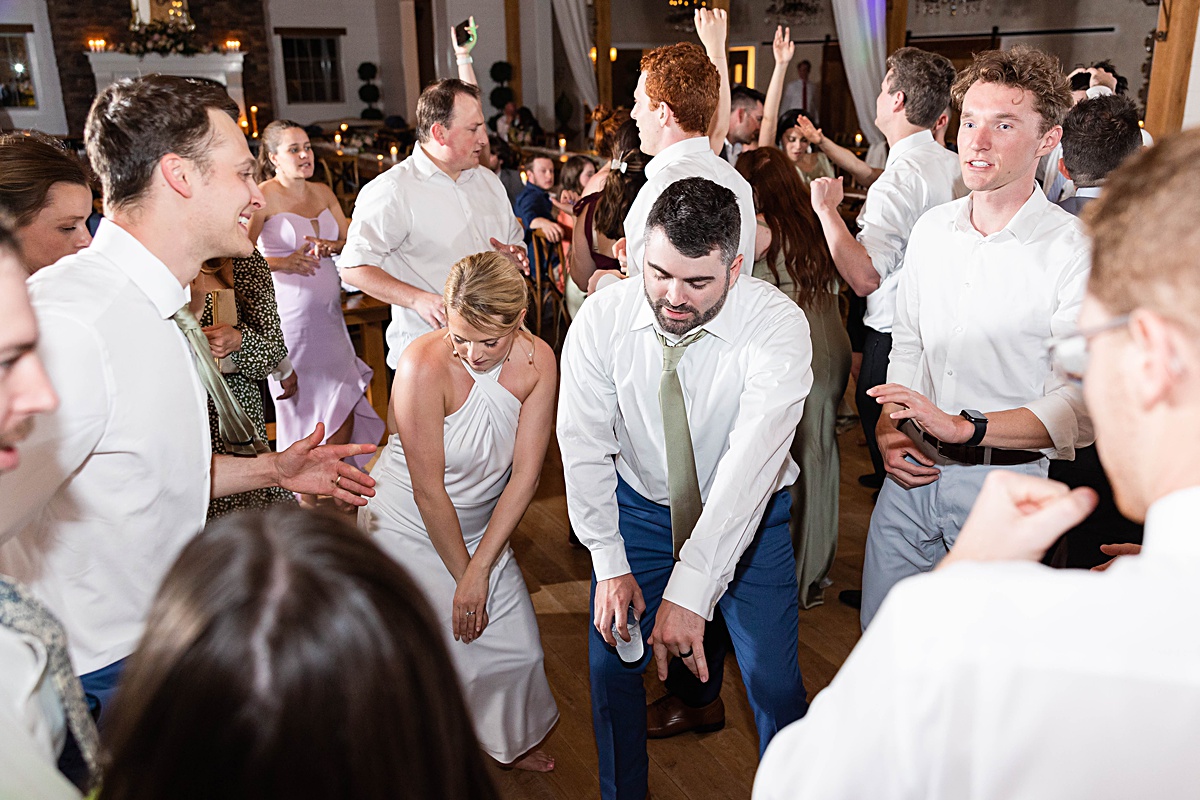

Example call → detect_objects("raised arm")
758 26 793 148
695 8 730 156
795 115 883 187
453 16 479 86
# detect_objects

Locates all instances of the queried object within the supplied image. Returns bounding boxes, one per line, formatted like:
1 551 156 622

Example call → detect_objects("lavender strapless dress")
260 209 383 468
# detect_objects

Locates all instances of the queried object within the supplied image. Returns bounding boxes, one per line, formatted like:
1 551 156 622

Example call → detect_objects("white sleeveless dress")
358 358 559 763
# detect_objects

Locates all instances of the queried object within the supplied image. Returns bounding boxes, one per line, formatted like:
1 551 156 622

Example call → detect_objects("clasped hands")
453 562 491 644
594 574 710 682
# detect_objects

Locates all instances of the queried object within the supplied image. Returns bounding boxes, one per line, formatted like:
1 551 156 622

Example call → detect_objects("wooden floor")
487 408 875 799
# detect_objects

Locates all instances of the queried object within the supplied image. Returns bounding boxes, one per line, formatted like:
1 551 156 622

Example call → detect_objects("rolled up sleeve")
339 182 407 270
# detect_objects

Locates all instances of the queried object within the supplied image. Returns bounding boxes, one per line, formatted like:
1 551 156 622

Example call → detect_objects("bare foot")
508 749 555 772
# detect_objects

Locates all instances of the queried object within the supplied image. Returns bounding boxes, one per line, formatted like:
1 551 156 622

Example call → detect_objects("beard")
645 270 731 336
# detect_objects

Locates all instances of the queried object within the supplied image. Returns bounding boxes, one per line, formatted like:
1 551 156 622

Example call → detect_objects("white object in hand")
612 605 643 663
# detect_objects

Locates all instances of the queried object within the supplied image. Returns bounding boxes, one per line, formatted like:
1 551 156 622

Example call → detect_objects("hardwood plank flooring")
488 401 876 799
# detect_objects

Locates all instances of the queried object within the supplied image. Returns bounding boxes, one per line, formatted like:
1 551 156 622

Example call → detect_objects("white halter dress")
358 357 558 762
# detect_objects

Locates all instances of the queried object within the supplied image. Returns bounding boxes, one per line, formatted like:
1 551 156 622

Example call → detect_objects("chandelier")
665 0 707 34
918 0 988 15
764 1 825 26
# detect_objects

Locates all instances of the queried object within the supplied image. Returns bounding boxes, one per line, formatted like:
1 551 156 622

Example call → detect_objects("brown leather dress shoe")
646 694 725 739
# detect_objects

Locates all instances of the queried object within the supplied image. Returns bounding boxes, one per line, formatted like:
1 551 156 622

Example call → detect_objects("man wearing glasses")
857 46 1092 629
755 120 1200 800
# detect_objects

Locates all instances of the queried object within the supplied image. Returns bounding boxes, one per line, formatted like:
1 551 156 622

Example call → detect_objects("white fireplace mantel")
85 51 247 116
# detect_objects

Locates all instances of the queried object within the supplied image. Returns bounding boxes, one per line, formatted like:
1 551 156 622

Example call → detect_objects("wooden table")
342 292 391 425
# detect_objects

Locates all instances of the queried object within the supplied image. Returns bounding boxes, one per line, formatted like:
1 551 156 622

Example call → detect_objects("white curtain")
550 0 599 112
830 0 889 167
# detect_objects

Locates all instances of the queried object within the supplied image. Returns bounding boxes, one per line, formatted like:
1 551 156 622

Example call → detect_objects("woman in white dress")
359 251 559 771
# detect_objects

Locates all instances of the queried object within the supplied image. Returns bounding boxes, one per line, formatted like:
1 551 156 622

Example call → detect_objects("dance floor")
488 402 873 798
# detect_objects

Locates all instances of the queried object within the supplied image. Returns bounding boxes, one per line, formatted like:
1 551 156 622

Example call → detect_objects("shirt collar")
90 219 189 319
1074 185 1104 199
645 136 712 180
886 129 934 167
954 185 1050 244
1141 486 1200 560
628 273 742 345
411 142 477 185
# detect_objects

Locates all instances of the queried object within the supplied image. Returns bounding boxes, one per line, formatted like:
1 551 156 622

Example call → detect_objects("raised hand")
694 7 728 57
794 113 824 145
809 176 844 215
772 25 794 65
452 14 478 56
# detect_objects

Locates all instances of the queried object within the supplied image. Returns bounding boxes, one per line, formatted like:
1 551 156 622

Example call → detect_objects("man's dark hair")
415 78 482 144
85 75 239 211
731 85 765 112
1061 94 1142 187
1090 60 1128 95
646 177 740 266
886 47 956 129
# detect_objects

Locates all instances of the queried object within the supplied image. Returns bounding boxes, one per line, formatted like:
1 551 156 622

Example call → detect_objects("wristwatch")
960 409 988 447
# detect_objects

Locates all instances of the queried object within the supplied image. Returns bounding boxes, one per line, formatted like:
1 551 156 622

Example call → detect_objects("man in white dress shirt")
780 59 818 122
339 79 527 367
859 46 1091 628
809 47 965 490
755 124 1200 800
559 178 812 800
624 42 757 281
0 75 376 723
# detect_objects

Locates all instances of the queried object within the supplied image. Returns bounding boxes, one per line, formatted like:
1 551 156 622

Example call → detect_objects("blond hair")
443 252 529 337
1087 129 1200 328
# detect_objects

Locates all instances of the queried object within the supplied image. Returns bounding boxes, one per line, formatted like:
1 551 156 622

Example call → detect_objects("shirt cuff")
589 540 633 582
271 357 294 382
335 244 377 270
662 561 723 621
1023 393 1081 459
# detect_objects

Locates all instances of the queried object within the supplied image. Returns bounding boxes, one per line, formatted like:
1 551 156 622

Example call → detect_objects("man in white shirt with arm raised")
859 46 1091 628
755 123 1200 800
809 47 965 490
559 178 812 800
338 79 527 367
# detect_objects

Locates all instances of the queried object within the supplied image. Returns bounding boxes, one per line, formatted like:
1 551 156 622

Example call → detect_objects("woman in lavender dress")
249 121 383 495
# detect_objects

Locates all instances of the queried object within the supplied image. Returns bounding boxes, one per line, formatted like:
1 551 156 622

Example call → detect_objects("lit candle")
340 123 349 133
377 154 385 167
855 132 863 146
390 144 399 163
249 104 258 138
558 136 566 154
224 39 241 52
334 132 342 147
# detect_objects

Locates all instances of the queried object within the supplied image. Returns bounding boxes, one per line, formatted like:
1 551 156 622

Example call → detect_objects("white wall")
0 0 68 134
263 0 385 124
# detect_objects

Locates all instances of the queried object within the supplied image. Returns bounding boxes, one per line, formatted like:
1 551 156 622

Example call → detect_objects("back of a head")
639 43 719 136
1060 94 1142 187
593 106 632 157
444 251 529 337
99 506 499 800
0 131 91 227
885 47 957 129
415 78 481 144
646 177 739 266
595 120 650 239
951 45 1072 135
85 74 239 212
1087 129 1200 327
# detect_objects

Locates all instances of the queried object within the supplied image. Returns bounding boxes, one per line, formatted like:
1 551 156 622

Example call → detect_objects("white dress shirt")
339 143 526 366
557 274 812 618
756 485 1200 800
622 137 757 279
781 78 818 120
858 130 966 334
0 220 211 673
888 188 1091 459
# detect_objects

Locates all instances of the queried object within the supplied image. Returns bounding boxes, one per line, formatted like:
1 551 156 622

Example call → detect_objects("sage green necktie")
657 328 707 559
173 305 267 457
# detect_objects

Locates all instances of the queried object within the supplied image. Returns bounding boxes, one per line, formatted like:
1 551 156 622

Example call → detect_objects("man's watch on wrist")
960 409 988 447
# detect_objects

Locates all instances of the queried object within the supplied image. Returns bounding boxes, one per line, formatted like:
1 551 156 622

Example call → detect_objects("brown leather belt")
916 428 1043 466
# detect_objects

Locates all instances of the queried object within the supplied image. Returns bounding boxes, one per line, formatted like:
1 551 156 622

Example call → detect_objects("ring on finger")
464 610 476 617
678 648 693 659
333 474 342 488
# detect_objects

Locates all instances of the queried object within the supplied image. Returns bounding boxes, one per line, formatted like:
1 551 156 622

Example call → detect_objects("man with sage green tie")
558 177 813 800
0 75 376 726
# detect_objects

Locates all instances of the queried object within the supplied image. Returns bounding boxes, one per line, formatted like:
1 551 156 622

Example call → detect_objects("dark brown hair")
255 119 306 182
1087 128 1200 325
595 121 649 239
885 47 957 130
1060 94 1142 187
592 105 631 156
98 506 500 800
951 45 1072 134
85 75 240 211
640 43 719 136
415 78 482 144
560 155 596 194
736 147 837 309
0 131 91 227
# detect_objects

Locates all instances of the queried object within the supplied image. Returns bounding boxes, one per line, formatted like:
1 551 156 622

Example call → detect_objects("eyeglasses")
1046 314 1131 384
